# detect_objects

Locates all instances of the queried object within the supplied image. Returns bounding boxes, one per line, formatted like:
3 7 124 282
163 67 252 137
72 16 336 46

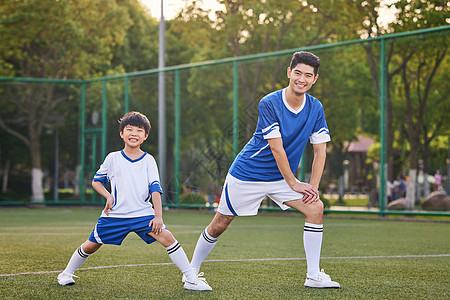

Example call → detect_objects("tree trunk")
30 134 44 202
405 169 416 209
2 159 10 193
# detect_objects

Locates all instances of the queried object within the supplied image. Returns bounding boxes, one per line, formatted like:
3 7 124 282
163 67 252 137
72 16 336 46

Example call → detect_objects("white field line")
1 254 449 277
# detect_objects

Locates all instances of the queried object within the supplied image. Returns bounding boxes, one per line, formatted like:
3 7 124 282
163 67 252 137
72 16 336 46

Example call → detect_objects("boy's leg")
58 240 101 285
62 241 101 274
149 230 212 291
190 212 234 272
150 230 197 280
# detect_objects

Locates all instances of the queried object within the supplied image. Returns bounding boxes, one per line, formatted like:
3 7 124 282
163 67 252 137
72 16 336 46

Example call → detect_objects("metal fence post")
79 83 86 204
233 60 239 158
124 76 129 114
174 70 180 207
379 38 386 217
102 80 107 160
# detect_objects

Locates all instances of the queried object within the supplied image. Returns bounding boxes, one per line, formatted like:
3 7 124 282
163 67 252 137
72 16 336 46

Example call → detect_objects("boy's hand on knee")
149 216 163 234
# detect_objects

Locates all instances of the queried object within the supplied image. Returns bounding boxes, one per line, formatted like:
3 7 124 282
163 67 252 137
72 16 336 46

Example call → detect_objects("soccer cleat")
183 275 212 291
304 269 340 288
57 272 78 286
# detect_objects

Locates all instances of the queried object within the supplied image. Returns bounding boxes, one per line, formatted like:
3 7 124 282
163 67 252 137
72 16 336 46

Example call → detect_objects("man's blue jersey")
229 88 330 182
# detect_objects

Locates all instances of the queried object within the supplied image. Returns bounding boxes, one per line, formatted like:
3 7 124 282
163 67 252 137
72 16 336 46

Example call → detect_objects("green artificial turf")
0 208 449 299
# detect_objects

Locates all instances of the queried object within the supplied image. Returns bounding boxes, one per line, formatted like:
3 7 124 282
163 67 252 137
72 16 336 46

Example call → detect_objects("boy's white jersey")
93 150 163 218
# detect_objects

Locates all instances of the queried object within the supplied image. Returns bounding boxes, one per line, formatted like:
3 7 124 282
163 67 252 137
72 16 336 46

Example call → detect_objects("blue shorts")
88 215 166 245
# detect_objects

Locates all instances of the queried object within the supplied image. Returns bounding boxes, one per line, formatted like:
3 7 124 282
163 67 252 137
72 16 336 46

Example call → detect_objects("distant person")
386 180 394 203
57 111 211 291
434 170 442 191
186 51 340 289
397 175 407 198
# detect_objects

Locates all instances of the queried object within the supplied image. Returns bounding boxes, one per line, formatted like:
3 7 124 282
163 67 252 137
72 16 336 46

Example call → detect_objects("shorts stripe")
166 242 181 254
224 183 238 216
93 224 104 243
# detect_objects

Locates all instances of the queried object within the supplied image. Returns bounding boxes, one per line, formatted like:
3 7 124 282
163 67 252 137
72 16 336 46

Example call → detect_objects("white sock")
166 241 197 282
190 228 218 272
303 222 323 277
63 245 91 274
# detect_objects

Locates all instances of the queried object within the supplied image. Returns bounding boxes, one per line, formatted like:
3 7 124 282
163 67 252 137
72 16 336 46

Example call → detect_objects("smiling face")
287 63 319 96
120 124 148 149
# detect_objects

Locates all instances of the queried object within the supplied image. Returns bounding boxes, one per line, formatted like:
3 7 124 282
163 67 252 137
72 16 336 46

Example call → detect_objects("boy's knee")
82 240 102 254
151 229 176 247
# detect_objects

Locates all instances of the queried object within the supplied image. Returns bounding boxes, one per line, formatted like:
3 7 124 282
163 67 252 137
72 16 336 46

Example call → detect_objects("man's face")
287 63 318 95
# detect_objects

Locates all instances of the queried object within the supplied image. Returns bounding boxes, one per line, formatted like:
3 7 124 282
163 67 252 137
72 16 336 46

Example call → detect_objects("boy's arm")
92 181 114 216
149 191 163 234
268 137 319 204
309 142 327 189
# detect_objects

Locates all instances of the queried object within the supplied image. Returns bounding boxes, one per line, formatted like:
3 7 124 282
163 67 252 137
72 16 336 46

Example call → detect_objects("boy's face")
287 63 318 95
120 125 148 149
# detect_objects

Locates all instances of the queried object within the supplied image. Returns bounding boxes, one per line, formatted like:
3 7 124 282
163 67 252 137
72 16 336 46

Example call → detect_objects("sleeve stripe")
262 122 279 133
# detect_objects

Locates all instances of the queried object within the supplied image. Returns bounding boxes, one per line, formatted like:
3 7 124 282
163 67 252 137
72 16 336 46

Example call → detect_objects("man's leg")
285 199 323 277
284 199 339 288
190 212 234 272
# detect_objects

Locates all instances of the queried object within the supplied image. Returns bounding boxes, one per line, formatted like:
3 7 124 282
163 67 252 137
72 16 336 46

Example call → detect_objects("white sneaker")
183 275 212 291
304 269 340 288
57 272 78 286
181 268 199 284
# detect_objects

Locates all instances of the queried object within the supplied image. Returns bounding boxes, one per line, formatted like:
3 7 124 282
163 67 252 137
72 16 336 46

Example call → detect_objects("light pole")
158 0 166 201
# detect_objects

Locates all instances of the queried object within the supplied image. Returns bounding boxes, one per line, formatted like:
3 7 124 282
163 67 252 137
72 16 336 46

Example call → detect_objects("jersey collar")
121 150 147 163
282 88 307 114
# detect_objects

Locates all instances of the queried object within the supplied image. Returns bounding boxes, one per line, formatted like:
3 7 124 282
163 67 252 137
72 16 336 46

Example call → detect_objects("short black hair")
119 111 151 134
289 51 320 75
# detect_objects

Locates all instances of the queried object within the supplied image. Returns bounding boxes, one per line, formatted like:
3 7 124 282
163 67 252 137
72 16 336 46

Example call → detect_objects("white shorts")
217 173 305 216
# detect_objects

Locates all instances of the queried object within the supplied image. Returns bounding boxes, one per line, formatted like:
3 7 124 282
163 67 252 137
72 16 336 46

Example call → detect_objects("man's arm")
268 137 319 203
309 142 327 189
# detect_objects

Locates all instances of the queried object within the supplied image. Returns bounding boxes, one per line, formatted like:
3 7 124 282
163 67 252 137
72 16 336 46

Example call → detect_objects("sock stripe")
304 225 323 233
202 230 217 244
167 242 181 255
77 247 89 259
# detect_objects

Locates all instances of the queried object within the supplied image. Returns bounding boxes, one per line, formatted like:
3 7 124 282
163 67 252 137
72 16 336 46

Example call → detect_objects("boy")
57 111 211 291
187 51 340 289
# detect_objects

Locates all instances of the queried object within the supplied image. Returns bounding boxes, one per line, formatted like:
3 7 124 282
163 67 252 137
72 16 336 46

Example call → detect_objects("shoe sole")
304 283 340 288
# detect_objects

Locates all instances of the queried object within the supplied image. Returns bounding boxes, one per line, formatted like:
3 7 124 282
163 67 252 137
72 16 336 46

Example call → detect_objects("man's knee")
305 200 324 221
207 213 234 238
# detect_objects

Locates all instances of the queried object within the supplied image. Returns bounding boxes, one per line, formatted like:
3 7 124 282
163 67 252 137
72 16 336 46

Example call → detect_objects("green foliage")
178 193 206 205
0 0 448 203
321 195 331 208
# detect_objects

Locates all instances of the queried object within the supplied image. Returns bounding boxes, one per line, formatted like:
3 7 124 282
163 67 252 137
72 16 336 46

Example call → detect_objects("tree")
0 0 131 201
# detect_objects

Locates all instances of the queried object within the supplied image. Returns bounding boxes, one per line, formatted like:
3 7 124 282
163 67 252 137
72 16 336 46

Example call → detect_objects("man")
188 51 340 289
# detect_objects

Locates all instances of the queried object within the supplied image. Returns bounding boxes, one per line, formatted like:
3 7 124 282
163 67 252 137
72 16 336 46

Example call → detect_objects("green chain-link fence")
1 26 449 216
